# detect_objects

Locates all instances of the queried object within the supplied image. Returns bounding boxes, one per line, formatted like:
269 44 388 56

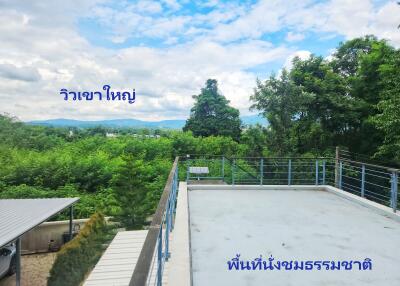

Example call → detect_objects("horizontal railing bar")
340 158 400 172
363 170 390 178
342 165 361 171
341 174 362 181
364 180 391 190
364 189 390 200
188 176 224 179
342 186 361 194
364 170 391 179
342 181 361 189
363 166 391 174
364 191 390 203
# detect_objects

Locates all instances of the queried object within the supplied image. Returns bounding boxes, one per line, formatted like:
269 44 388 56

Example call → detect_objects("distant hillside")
27 115 267 129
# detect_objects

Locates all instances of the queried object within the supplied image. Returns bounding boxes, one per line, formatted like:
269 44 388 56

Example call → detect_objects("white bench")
189 167 209 180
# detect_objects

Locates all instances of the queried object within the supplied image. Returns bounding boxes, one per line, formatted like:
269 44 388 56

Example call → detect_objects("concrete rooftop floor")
188 187 400 286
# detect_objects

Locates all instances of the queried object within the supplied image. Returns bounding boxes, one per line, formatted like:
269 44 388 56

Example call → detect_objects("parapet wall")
21 218 89 254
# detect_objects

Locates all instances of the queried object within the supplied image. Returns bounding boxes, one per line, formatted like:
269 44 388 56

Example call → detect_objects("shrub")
47 212 111 286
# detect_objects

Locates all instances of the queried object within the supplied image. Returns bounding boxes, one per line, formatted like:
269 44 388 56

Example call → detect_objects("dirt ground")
0 253 57 286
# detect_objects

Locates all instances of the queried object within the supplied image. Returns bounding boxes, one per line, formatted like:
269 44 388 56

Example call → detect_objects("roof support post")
69 205 73 241
16 237 21 286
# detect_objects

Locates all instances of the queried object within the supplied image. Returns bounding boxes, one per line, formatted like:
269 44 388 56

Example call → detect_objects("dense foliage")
251 36 400 166
0 115 260 225
183 79 242 140
47 212 112 286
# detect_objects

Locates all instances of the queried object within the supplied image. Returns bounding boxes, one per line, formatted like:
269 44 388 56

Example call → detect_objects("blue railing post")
260 158 264 185
165 200 170 261
361 164 365 198
315 160 319 185
391 171 398 212
157 226 163 286
170 170 177 230
322 160 326 185
288 159 292 185
339 161 343 189
186 159 190 182
232 159 236 185
222 156 225 181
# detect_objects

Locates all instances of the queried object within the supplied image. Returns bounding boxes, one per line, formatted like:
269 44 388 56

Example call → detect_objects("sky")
0 0 399 121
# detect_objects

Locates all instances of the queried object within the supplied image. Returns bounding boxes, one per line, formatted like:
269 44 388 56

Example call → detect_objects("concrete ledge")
324 185 400 223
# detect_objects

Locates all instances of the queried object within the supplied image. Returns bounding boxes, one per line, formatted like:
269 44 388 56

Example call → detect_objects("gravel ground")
0 253 57 286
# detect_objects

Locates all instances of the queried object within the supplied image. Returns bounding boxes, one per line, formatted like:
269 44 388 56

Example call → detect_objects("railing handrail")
130 156 179 286
184 155 399 172
228 156 333 160
339 157 400 173
182 154 334 160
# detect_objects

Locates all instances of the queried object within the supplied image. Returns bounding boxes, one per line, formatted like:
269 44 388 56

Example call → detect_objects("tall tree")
251 36 399 159
251 70 312 155
112 156 149 229
339 37 395 155
183 79 241 140
372 49 400 163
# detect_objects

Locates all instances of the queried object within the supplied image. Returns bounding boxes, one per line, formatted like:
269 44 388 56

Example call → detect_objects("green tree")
372 49 400 163
240 124 267 157
183 79 242 140
250 69 314 155
251 36 399 159
112 155 149 229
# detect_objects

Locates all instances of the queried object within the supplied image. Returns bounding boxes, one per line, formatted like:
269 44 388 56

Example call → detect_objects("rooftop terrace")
84 155 400 286
189 185 400 286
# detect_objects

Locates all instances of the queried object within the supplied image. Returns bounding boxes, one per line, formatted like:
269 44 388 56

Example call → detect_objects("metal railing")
130 157 179 286
184 154 399 213
338 158 398 212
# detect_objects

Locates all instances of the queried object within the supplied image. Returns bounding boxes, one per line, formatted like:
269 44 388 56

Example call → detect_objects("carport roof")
0 198 79 248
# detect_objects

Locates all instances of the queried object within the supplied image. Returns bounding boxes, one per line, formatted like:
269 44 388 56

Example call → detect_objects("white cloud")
0 64 41 82
0 1 291 121
283 50 312 71
161 0 181 11
285 32 305 42
284 0 400 46
0 0 399 122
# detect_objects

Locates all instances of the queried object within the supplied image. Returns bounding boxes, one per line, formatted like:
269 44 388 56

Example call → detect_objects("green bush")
47 212 111 286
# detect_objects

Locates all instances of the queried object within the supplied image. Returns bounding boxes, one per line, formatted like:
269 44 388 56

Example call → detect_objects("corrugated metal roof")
0 198 79 247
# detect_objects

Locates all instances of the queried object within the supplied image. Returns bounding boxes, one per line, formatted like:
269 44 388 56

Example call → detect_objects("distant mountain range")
27 115 267 129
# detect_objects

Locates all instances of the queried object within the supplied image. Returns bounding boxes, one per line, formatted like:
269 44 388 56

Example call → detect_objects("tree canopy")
183 79 242 140
251 35 400 165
